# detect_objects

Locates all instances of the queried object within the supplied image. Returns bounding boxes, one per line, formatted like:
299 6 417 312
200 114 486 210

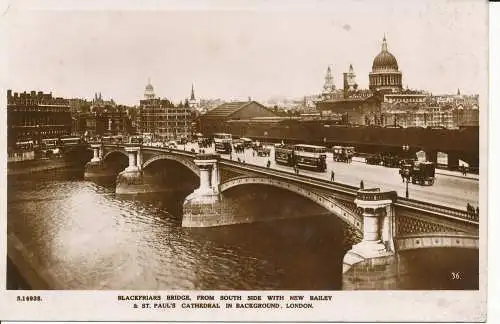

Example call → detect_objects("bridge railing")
356 189 397 202
222 159 479 225
220 159 359 197
112 145 479 224
395 197 479 224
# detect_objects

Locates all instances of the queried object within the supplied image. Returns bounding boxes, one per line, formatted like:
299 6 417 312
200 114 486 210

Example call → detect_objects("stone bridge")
84 143 479 289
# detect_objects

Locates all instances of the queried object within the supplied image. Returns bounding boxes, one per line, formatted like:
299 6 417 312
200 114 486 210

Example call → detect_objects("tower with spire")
322 66 335 99
188 82 199 109
343 64 358 94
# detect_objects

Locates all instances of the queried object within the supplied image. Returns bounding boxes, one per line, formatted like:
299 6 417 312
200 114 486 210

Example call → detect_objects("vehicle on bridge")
15 140 34 150
59 136 84 146
240 137 253 148
293 144 327 172
275 144 295 166
40 138 60 157
213 133 232 154
399 161 436 186
197 137 212 148
332 146 355 163
176 137 188 145
232 139 245 152
381 153 401 168
102 135 123 144
129 135 143 145
366 153 383 165
256 146 271 157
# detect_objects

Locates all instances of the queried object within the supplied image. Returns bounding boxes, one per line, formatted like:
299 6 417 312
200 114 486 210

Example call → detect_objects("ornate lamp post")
402 144 411 198
403 167 410 198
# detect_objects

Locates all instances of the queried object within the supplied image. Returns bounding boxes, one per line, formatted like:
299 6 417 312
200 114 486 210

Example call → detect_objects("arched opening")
138 158 200 217
102 151 129 175
142 158 199 192
62 147 93 166
201 183 362 290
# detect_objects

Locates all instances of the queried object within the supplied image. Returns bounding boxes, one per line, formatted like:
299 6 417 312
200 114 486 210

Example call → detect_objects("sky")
2 0 488 106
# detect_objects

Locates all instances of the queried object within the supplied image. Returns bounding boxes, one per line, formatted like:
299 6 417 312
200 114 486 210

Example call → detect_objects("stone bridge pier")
182 154 224 227
116 145 146 194
342 188 401 290
84 143 110 178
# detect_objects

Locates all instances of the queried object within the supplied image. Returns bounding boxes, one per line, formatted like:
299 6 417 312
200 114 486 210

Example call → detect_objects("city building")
314 35 479 129
368 36 403 93
76 106 132 138
138 80 192 141
7 89 71 148
198 100 279 135
382 89 428 105
71 92 131 137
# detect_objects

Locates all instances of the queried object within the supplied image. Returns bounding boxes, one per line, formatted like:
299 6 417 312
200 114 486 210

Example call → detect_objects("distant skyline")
4 0 488 106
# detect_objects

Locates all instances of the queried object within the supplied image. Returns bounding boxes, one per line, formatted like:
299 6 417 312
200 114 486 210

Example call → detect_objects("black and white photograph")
1 0 488 321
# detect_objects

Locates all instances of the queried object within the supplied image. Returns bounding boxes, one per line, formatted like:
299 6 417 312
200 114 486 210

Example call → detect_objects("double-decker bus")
274 144 295 166
332 146 355 163
41 138 59 150
213 133 232 154
293 144 327 172
60 136 83 146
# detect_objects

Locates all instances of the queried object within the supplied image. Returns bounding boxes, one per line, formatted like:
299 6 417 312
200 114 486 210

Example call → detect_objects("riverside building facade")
7 89 71 148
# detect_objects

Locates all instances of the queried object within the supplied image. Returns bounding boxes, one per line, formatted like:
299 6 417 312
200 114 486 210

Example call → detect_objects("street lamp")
403 168 410 198
401 144 411 198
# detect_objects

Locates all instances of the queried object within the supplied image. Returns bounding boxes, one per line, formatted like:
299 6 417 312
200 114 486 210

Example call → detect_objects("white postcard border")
0 0 490 322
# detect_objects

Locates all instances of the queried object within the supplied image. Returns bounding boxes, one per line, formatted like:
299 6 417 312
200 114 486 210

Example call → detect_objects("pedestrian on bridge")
331 170 335 182
466 203 473 215
360 180 364 189
267 160 271 168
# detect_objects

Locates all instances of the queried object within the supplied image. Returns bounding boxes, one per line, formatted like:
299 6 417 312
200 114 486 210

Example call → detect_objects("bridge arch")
219 176 363 233
142 154 200 177
103 149 128 161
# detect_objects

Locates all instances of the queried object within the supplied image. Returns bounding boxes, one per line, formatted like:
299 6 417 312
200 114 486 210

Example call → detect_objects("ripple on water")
8 170 477 290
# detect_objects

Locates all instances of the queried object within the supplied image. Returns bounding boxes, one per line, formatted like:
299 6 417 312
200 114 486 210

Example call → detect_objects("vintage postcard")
0 0 488 322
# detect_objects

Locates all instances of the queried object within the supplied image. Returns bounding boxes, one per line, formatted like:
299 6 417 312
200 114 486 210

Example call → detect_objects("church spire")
190 83 196 100
382 34 388 52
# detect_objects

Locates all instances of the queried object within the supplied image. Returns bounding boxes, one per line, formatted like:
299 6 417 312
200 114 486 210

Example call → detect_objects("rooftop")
201 101 271 120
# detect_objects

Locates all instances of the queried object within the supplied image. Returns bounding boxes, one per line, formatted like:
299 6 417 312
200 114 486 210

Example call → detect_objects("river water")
7 167 478 290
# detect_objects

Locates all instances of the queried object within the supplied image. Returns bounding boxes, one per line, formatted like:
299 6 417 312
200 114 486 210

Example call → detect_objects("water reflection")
7 168 478 290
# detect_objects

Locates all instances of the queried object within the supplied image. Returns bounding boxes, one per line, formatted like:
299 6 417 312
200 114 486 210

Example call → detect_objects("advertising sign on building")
416 150 426 162
437 151 448 166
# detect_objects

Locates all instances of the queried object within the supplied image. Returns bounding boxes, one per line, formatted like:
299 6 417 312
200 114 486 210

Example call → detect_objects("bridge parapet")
194 153 220 161
395 233 479 251
356 188 397 202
